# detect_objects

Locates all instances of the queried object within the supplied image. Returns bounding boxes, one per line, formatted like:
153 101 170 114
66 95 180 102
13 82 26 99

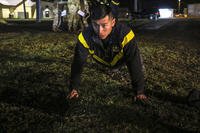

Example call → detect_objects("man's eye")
102 24 107 28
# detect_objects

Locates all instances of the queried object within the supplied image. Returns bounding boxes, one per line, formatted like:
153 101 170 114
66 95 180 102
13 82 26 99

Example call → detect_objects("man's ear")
111 18 116 27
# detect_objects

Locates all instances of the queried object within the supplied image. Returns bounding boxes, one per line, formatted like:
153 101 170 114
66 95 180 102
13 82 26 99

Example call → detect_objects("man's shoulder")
116 22 132 32
78 26 94 44
115 22 134 37
81 26 94 38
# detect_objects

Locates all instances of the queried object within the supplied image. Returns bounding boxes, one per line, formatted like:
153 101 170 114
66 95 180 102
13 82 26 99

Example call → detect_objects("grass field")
0 19 199 132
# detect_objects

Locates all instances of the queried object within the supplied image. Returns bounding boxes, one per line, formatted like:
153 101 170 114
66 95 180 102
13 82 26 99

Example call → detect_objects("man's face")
92 15 116 39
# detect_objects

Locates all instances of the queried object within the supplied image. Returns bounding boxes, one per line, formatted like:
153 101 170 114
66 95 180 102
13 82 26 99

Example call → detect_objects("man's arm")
68 41 88 99
123 39 147 100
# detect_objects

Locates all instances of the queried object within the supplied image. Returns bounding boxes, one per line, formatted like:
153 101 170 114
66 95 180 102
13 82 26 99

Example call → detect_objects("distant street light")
178 0 181 13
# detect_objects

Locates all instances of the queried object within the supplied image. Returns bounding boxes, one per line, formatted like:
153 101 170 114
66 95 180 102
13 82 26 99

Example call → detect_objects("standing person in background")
52 1 68 32
52 2 61 32
60 4 68 31
78 0 90 31
67 0 80 32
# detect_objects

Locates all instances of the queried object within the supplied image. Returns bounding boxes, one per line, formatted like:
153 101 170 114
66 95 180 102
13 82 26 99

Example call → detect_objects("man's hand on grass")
67 89 79 99
134 94 148 101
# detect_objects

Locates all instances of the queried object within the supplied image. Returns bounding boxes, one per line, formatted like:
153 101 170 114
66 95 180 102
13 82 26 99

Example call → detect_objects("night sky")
120 0 200 9
42 0 200 8
41 0 200 11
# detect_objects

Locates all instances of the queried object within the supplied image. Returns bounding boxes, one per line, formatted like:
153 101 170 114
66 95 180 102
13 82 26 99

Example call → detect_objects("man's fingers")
70 91 79 99
137 94 147 99
135 94 148 101
67 89 79 99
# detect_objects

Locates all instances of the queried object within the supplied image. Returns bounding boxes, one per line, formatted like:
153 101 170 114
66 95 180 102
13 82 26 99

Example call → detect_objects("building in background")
40 1 54 19
0 0 54 19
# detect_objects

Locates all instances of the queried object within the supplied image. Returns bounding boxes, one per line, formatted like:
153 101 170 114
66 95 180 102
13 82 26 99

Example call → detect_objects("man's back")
79 22 134 67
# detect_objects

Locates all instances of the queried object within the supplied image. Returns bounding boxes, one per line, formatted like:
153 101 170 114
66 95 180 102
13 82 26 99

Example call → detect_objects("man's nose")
99 25 104 34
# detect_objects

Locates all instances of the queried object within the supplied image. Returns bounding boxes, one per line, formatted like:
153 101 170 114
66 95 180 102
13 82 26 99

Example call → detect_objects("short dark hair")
90 3 113 20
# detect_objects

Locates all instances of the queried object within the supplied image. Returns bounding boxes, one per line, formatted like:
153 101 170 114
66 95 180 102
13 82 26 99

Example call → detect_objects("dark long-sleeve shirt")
69 22 145 95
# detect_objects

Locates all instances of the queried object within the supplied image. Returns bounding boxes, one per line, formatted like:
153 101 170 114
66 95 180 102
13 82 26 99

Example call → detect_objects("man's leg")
73 15 80 32
67 15 73 32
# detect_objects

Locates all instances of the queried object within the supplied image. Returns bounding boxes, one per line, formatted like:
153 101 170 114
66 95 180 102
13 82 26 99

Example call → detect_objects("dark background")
38 0 200 8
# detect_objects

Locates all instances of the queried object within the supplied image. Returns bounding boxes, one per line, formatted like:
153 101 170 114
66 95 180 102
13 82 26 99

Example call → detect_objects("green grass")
0 23 199 132
0 19 7 24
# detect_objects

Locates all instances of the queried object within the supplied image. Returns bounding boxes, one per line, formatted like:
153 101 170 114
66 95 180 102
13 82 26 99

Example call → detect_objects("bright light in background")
178 0 181 13
159 9 174 18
